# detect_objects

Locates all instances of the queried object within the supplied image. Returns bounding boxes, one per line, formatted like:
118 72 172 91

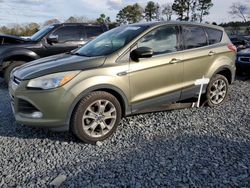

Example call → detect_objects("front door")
43 25 86 56
129 26 184 112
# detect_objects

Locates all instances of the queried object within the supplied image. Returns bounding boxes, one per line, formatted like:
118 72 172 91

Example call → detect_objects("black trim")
131 90 181 113
180 84 207 101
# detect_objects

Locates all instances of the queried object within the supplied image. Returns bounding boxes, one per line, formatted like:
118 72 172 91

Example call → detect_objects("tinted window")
30 25 55 41
138 26 178 55
52 26 83 42
183 26 207 49
76 26 149 57
205 28 223 45
85 26 103 38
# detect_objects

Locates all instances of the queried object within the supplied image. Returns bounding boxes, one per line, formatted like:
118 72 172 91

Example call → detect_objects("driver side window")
138 26 179 56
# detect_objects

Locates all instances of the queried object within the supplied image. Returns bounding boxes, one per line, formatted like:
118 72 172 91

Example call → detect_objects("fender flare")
0 48 40 68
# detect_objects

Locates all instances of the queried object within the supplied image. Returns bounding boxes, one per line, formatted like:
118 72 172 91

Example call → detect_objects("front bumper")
9 78 76 131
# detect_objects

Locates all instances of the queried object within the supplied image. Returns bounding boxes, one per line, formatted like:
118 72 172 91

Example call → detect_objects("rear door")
129 25 184 112
180 25 223 100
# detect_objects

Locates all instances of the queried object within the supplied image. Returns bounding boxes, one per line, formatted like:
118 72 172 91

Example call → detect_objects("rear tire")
71 91 122 144
206 74 229 107
4 61 25 83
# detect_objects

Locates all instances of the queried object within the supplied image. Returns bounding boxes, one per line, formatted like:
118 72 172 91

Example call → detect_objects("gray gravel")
0 76 250 187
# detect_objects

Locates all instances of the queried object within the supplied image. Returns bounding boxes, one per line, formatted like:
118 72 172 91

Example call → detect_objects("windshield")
75 25 149 57
30 25 55 41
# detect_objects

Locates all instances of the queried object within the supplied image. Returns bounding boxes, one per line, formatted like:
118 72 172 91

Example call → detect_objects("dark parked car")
236 48 250 74
230 35 250 51
0 23 108 82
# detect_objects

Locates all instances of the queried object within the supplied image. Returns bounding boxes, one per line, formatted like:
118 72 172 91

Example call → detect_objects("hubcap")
82 100 117 138
209 79 227 105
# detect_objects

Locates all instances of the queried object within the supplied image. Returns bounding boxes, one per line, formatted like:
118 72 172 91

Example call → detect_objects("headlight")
27 71 80 90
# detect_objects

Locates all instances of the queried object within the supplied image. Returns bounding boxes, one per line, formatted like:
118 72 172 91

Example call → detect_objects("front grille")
13 77 21 85
239 57 250 63
18 99 38 113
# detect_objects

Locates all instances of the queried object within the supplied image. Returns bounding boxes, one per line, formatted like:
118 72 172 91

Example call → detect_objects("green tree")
172 0 195 21
144 1 160 21
96 14 111 24
172 0 213 22
116 3 143 24
162 3 173 21
196 0 213 23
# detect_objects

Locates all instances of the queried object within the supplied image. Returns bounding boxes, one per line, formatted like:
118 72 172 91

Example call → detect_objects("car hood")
0 34 31 45
238 48 250 55
14 53 106 80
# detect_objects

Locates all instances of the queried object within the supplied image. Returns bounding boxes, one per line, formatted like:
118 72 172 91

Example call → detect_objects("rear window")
205 28 223 45
182 26 207 49
85 26 103 38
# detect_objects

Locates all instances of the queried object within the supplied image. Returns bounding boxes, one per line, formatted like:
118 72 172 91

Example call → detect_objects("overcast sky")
0 0 249 26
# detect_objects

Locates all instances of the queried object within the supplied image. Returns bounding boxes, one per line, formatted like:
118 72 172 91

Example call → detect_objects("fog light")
31 112 43 119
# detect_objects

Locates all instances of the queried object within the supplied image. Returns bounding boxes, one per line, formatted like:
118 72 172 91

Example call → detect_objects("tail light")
228 44 237 53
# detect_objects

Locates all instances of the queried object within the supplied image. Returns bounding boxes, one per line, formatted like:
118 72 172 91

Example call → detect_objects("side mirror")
47 35 58 44
130 47 153 62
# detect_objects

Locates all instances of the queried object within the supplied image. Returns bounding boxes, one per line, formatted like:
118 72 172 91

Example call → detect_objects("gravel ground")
0 76 249 187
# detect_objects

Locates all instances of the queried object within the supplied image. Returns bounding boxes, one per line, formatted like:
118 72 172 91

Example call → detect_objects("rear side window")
205 28 223 45
85 26 103 38
182 26 207 49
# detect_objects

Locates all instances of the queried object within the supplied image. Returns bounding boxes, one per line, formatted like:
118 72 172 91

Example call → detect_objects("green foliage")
172 0 213 22
162 3 173 21
144 1 160 21
116 3 143 24
96 14 111 24
172 0 192 21
196 0 213 22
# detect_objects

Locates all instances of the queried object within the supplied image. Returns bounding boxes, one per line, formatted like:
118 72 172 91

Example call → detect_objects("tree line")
116 0 213 24
0 0 249 36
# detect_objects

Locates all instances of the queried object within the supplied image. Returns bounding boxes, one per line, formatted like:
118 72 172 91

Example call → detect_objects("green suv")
9 21 236 143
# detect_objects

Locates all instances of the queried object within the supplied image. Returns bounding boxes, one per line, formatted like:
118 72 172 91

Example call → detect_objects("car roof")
130 21 224 31
52 23 105 27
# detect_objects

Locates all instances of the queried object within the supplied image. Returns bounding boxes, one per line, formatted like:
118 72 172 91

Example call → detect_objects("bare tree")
43 19 61 26
65 16 91 23
162 3 173 21
229 2 249 22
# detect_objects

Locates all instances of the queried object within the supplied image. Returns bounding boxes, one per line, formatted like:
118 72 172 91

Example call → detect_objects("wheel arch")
1 50 40 69
66 84 131 127
213 66 234 84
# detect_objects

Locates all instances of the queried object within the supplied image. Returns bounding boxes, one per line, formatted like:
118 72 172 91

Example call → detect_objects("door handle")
169 58 181 64
208 51 216 56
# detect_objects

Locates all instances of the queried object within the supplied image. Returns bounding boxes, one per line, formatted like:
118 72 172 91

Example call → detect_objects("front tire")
4 61 25 83
206 74 229 107
71 91 122 144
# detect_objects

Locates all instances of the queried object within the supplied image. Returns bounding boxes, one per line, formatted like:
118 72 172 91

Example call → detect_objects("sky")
0 0 249 26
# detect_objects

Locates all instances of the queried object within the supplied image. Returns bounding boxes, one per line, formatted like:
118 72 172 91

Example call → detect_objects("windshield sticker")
126 27 141 31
